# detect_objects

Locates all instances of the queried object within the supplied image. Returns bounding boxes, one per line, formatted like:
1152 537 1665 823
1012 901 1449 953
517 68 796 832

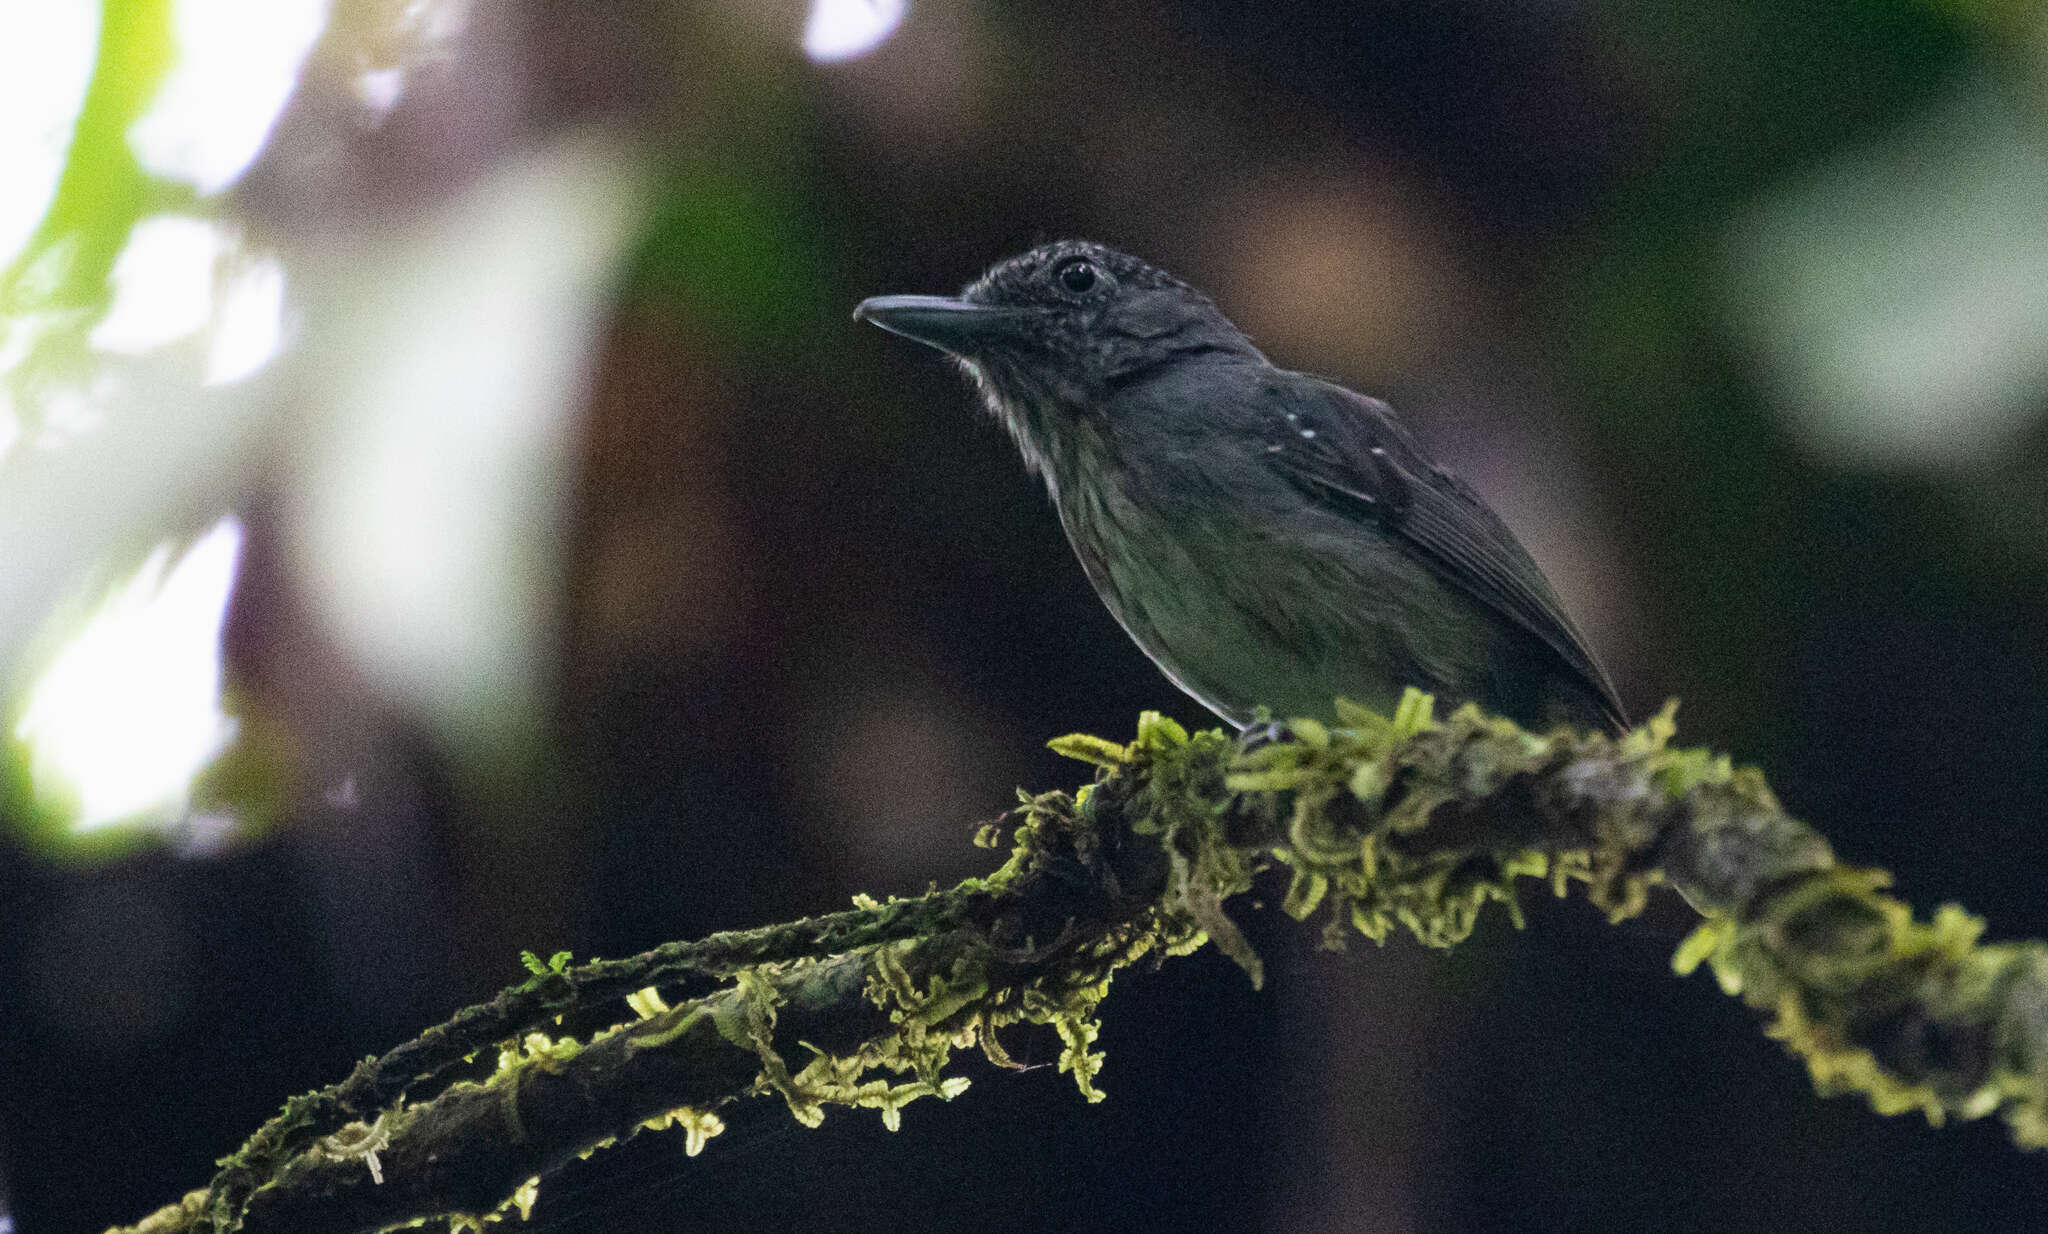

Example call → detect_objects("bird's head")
856 241 1264 480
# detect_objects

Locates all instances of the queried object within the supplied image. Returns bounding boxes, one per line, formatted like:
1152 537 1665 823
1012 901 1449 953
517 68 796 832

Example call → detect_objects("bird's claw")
1235 719 1295 754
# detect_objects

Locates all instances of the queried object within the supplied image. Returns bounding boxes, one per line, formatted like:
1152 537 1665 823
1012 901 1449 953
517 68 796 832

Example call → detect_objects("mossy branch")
112 694 2048 1234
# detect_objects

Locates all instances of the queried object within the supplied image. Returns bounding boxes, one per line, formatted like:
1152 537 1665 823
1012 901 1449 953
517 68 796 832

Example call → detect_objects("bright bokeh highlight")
129 0 331 194
90 215 286 384
205 254 285 385
15 517 244 831
803 0 907 62
0 3 99 267
294 138 642 753
92 216 221 355
1726 82 2048 471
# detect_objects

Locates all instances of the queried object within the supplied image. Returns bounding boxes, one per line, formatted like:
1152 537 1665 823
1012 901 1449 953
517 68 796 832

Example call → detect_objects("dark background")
5 1 2048 1230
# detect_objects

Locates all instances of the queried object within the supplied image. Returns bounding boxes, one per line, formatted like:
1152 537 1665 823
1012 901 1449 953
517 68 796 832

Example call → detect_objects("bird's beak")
853 294 1027 355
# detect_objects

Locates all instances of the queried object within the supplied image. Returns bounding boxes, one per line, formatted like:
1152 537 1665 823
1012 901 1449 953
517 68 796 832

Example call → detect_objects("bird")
854 240 1625 736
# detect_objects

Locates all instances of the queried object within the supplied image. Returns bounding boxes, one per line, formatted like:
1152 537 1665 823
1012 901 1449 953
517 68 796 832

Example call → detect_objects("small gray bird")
855 241 1625 734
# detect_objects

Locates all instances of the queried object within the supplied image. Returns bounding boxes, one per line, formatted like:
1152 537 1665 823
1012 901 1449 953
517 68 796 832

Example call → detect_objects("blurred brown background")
4 0 2048 1230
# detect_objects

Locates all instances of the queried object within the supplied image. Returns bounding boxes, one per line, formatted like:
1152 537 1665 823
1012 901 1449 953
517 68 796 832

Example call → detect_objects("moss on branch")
111 693 2048 1234
1224 695 2048 1146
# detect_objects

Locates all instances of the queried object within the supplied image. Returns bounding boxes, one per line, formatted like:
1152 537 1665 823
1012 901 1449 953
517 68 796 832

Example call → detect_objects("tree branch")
111 695 2048 1234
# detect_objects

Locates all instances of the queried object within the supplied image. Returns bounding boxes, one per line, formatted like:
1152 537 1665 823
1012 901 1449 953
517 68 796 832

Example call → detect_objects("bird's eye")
1057 259 1099 295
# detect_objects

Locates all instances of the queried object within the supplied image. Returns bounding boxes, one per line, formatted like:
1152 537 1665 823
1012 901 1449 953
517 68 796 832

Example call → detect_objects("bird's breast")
1049 451 1494 726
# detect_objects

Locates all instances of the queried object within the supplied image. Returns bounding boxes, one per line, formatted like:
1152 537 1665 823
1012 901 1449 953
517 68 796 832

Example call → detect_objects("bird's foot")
1235 718 1296 754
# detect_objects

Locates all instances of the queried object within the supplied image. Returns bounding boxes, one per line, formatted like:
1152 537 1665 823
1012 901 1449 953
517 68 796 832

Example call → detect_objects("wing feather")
1261 376 1625 730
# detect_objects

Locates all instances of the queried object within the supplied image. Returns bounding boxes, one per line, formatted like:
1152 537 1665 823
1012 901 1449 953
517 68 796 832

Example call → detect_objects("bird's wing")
1260 374 1625 729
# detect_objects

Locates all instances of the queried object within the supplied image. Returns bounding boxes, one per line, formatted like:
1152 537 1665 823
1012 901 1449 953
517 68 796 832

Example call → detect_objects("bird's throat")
960 356 1104 505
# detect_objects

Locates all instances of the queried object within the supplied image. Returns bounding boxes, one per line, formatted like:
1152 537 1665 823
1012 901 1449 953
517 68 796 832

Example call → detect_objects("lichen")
315 1112 394 1185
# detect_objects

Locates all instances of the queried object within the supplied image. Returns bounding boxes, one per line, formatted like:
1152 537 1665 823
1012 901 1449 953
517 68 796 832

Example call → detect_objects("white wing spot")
1300 429 1317 439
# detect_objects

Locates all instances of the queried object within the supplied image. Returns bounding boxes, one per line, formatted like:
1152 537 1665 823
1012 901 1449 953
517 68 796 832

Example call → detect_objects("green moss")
1057 710 1259 984
1673 866 2048 1143
121 695 2048 1234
